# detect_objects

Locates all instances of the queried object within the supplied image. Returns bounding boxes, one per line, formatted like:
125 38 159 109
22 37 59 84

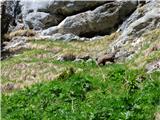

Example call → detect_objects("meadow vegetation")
1 30 160 120
2 63 160 119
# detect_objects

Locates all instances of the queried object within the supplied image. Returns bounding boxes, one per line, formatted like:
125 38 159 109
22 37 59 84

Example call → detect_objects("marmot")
96 50 118 65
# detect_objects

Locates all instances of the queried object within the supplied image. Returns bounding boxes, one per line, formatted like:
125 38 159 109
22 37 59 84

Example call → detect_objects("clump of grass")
58 67 75 80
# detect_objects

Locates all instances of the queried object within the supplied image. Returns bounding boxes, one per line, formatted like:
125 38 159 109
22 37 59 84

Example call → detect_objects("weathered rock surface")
24 12 63 30
110 1 160 52
21 1 106 16
1 1 13 41
106 1 160 62
42 1 137 37
48 33 80 41
21 1 107 30
1 37 27 60
1 0 22 33
47 1 106 16
2 37 27 52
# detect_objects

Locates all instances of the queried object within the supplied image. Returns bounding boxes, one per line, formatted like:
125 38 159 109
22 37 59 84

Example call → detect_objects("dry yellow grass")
28 32 119 58
1 62 65 92
5 29 36 40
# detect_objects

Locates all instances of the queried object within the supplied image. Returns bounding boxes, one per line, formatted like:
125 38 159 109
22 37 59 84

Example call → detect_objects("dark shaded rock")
1 0 23 44
1 1 12 41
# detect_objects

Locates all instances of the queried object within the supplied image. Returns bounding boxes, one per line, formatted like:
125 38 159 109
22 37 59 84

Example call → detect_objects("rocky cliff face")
109 1 160 59
111 1 160 51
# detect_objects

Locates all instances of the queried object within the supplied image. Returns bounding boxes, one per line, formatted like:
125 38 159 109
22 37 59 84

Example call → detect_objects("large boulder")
47 1 107 16
20 0 107 30
42 1 137 37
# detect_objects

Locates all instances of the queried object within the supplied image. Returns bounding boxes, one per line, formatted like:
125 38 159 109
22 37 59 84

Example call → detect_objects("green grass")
2 63 160 120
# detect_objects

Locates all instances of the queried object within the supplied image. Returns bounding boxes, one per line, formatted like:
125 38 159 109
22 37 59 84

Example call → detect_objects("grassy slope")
1 30 160 119
1 33 118 91
2 63 160 120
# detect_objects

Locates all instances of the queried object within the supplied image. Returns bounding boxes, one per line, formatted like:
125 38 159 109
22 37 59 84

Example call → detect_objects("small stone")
76 55 91 61
74 59 84 62
57 54 76 61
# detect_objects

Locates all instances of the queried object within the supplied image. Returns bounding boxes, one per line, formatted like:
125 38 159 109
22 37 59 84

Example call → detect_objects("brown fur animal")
96 51 118 65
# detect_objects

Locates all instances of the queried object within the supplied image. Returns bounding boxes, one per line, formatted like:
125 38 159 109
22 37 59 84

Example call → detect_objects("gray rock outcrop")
42 1 137 37
24 12 63 30
1 0 21 39
111 1 160 51
21 1 107 30
1 1 12 40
